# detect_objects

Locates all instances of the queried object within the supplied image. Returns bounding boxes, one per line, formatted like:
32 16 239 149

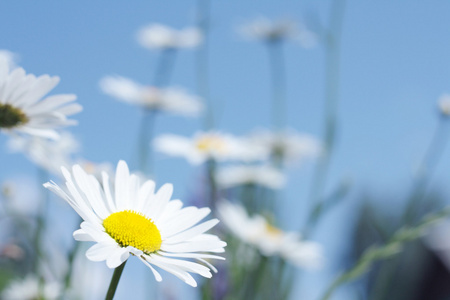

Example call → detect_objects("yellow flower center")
103 210 162 254
196 135 225 153
265 223 282 238
0 104 29 129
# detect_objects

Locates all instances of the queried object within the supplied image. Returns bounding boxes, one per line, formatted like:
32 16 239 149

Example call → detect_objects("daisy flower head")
248 128 322 167
0 49 18 69
137 24 203 50
99 75 203 117
240 17 317 47
8 131 79 175
218 200 323 270
154 131 269 165
0 60 82 139
216 164 286 190
438 93 450 116
44 160 226 287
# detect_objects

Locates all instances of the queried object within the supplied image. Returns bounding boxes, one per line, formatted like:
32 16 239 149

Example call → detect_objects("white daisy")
218 201 323 269
137 24 203 50
99 75 203 117
240 17 317 47
0 49 18 69
438 93 450 116
0 60 82 139
216 164 286 190
153 131 269 165
8 131 79 175
44 160 226 287
248 129 321 166
1 275 61 300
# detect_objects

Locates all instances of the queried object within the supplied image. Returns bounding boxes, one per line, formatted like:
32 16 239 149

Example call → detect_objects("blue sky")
1 1 450 299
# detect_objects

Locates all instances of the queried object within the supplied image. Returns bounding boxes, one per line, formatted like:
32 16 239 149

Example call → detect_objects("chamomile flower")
99 75 202 117
218 201 323 269
154 131 269 165
248 129 321 167
1 275 61 300
240 17 317 47
216 164 286 190
137 24 203 50
44 160 226 287
8 131 79 175
0 60 82 139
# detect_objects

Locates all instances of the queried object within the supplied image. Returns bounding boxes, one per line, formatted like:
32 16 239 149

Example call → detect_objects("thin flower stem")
267 39 287 130
305 0 346 236
105 260 127 300
153 49 177 87
33 168 50 273
137 110 156 175
196 0 213 130
402 116 450 224
319 207 450 300
207 159 218 211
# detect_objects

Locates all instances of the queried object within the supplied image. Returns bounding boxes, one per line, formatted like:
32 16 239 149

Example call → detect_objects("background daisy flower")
0 60 82 139
218 200 323 270
136 24 203 50
99 75 203 117
44 160 226 287
153 131 269 165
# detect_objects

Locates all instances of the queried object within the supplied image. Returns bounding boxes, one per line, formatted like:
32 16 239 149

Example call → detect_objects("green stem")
319 207 450 300
105 261 127 300
196 0 213 130
33 168 50 272
305 0 346 236
267 39 287 130
206 159 217 211
137 110 156 175
402 116 450 224
153 49 177 87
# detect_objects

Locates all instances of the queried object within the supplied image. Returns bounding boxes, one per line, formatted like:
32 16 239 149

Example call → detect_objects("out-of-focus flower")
99 76 203 117
0 49 18 69
44 160 226 287
216 164 286 189
438 94 450 116
0 60 82 139
8 132 79 175
218 201 323 269
154 131 269 165
137 24 203 50
1 275 61 300
240 17 317 47
248 129 321 166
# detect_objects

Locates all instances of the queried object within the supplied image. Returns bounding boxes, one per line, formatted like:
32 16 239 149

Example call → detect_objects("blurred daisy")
0 60 82 139
438 93 450 116
8 131 79 175
154 131 269 165
44 160 226 287
216 164 286 190
218 201 323 269
100 75 202 117
137 24 203 50
248 129 321 166
240 17 317 47
0 49 18 69
1 275 61 300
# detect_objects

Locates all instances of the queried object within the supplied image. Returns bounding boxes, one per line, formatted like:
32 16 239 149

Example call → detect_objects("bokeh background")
2 1 450 299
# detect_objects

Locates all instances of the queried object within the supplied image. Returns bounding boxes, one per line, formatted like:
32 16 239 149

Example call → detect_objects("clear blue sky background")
1 1 450 299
